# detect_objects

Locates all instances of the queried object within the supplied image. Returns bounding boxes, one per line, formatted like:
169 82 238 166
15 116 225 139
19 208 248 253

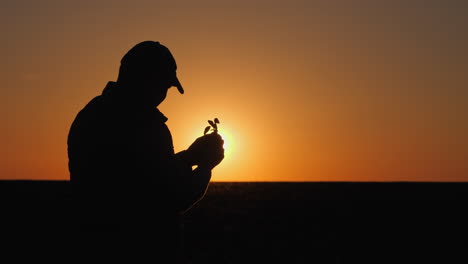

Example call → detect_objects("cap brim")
173 76 184 94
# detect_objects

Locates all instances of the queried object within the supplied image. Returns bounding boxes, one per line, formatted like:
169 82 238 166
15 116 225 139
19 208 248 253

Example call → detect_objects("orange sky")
2 0 467 181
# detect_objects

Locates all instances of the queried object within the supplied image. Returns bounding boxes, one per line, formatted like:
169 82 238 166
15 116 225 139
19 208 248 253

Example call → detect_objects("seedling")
204 118 220 135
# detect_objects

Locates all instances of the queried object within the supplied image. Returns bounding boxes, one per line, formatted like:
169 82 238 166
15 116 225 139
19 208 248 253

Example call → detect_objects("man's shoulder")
73 95 106 120
72 91 169 131
83 95 104 110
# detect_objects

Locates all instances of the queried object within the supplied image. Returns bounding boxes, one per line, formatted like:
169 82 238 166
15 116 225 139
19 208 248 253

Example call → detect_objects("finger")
210 133 223 140
217 148 225 157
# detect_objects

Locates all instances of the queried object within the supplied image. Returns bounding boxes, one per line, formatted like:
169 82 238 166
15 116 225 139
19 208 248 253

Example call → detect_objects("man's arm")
170 151 213 213
170 133 224 213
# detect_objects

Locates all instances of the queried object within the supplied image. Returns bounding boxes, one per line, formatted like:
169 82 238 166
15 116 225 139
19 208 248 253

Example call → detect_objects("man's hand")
185 133 225 170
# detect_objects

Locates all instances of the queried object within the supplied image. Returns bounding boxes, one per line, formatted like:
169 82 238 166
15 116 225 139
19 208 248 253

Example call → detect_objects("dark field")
1 181 467 263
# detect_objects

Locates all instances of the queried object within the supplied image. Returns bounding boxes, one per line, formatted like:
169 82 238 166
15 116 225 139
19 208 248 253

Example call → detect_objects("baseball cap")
120 41 184 94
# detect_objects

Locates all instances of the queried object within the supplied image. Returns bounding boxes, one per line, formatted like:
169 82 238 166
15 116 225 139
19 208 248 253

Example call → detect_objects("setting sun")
181 119 239 171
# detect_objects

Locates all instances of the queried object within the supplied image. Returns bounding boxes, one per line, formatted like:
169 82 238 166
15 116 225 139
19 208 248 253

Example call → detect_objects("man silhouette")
67 41 224 260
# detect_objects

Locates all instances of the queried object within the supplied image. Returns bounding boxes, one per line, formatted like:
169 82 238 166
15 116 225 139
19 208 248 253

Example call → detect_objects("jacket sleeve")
169 151 212 213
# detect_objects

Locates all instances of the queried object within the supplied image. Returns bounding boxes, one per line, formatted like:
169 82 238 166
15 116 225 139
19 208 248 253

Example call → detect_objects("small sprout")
204 126 211 135
203 118 221 135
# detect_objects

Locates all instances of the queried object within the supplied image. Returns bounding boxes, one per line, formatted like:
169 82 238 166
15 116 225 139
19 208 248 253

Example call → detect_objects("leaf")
214 118 220 124
208 120 215 128
204 126 211 135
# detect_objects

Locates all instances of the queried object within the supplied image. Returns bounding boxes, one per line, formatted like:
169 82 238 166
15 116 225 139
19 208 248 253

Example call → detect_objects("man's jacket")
67 82 210 231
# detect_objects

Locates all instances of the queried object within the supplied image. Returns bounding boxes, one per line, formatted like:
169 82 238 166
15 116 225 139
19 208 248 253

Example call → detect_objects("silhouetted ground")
1 181 467 263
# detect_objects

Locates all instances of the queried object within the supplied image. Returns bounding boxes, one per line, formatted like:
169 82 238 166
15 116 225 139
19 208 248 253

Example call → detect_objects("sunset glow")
2 0 467 181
